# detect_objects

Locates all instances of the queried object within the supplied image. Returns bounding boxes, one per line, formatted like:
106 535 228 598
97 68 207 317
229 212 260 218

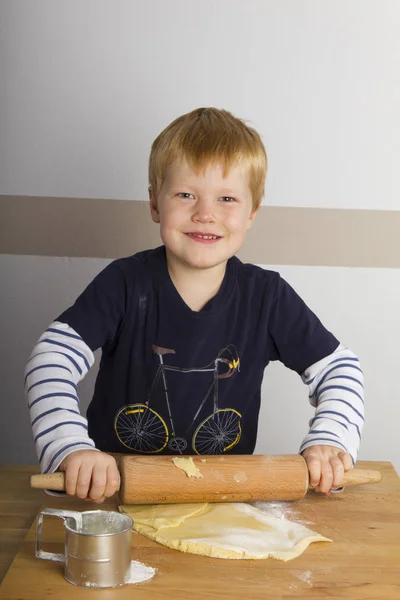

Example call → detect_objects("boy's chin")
168 249 229 271
187 257 227 270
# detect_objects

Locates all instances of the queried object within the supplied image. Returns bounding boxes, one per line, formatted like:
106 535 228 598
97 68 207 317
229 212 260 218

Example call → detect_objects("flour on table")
124 560 156 584
36 551 64 562
291 569 313 585
252 501 314 525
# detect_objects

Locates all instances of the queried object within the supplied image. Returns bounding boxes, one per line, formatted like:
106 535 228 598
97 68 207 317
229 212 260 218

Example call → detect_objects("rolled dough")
119 502 331 561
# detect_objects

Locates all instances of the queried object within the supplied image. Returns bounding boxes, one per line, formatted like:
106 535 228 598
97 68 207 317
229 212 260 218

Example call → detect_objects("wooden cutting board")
1 461 399 600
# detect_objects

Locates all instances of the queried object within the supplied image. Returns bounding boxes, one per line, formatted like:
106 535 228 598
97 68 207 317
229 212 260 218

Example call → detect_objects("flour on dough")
172 456 203 479
119 502 331 561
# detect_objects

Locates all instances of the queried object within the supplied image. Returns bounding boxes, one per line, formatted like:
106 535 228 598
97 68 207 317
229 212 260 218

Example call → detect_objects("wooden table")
0 461 399 599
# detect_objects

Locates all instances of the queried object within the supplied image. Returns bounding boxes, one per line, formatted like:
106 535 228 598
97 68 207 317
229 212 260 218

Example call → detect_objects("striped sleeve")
25 321 99 477
299 344 364 465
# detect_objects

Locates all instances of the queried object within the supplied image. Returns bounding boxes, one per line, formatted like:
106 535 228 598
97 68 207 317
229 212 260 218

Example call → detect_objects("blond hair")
148 107 267 210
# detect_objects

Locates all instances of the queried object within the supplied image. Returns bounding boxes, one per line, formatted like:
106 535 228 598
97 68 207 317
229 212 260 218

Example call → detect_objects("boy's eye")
176 193 236 202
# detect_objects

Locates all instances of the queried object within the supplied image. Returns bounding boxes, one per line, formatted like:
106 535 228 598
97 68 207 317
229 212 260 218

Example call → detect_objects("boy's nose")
192 198 215 223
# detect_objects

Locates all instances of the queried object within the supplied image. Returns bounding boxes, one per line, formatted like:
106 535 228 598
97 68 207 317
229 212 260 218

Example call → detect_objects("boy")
25 108 364 504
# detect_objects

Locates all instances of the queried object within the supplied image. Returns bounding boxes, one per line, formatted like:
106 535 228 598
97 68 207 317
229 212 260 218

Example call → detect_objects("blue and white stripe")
299 344 364 464
25 321 99 477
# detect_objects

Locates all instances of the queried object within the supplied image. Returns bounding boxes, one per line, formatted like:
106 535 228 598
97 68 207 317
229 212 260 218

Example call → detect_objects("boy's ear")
246 207 258 231
149 186 160 223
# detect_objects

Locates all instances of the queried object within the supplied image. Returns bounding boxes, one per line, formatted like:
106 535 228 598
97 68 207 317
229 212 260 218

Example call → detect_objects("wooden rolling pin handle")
31 472 66 491
340 468 382 488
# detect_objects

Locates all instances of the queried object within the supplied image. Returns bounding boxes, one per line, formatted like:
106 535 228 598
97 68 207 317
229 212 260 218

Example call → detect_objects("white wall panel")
0 254 108 464
1 0 399 209
255 263 400 473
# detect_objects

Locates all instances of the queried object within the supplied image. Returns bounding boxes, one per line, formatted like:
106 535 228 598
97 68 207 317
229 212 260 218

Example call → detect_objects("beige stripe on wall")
1 195 399 268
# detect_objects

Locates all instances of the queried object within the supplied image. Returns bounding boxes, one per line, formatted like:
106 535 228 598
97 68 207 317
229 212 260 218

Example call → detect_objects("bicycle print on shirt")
113 344 241 455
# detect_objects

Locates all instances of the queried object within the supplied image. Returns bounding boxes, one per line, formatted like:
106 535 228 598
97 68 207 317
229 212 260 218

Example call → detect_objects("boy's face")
149 159 257 272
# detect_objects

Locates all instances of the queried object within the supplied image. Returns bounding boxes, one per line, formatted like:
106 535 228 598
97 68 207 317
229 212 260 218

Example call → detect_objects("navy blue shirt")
57 246 339 456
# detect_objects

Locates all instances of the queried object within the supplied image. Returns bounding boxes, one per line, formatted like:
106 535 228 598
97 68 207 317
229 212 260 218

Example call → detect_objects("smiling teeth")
190 234 219 239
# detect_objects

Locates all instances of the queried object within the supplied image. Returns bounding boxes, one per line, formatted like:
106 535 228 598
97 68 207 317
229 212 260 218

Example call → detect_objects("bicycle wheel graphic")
192 408 242 455
114 404 169 453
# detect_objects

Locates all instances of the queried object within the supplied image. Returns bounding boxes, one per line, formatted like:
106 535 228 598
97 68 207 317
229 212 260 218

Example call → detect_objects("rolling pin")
30 454 382 504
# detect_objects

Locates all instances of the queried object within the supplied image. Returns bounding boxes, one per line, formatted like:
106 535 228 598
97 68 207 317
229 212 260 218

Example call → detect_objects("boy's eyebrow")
169 183 243 195
219 189 241 195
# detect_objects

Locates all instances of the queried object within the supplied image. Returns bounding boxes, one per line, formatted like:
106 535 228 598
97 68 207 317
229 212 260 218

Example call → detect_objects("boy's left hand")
301 445 353 495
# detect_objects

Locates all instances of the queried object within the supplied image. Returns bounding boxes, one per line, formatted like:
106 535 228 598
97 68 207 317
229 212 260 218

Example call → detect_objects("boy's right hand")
58 450 120 504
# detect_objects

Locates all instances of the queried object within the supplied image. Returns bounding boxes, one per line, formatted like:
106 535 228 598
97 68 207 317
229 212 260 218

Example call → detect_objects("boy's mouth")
184 232 222 243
